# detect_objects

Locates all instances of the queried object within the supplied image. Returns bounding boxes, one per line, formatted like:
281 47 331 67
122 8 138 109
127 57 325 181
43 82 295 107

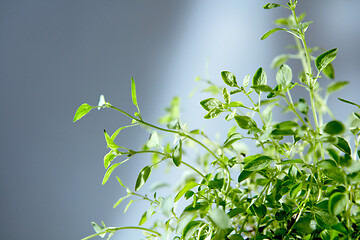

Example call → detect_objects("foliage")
74 1 360 239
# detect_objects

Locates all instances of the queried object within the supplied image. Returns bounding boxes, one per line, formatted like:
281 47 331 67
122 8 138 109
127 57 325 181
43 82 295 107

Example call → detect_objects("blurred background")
1 0 359 239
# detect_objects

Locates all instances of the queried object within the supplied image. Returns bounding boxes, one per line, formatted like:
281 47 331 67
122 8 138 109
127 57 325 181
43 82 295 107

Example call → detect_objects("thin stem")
181 161 208 181
81 226 161 240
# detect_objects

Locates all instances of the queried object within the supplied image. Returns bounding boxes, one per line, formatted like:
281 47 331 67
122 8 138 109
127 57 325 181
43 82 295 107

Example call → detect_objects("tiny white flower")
98 95 106 110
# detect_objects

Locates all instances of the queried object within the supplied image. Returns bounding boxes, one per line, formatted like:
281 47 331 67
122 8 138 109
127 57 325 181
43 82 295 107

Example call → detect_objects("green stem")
82 226 161 240
181 161 208 181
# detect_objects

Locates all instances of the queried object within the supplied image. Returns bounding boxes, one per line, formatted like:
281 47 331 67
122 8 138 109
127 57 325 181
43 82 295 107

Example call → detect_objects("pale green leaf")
208 208 231 229
174 181 198 202
135 166 152 191
261 28 286 40
73 103 95 122
221 71 237 87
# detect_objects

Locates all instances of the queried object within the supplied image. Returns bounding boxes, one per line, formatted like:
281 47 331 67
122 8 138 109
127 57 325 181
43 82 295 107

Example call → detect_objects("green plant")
74 1 360 239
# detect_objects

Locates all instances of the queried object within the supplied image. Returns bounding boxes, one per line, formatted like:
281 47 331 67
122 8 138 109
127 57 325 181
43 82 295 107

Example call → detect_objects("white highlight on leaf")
98 95 106 110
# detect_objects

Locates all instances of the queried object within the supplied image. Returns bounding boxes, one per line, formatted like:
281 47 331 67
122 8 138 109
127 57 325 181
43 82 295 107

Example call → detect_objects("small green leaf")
221 71 237 87
252 67 267 91
261 28 286 40
172 140 182 167
274 120 299 129
131 77 140 112
229 101 244 108
243 74 250 87
223 133 243 147
290 182 303 198
324 120 345 135
234 115 257 130
271 129 295 136
124 199 135 213
222 88 231 104
174 181 198 202
244 155 273 171
113 194 129 208
271 54 289 69
276 159 304 165
276 64 292 89
146 131 159 148
329 192 348 216
116 176 126 188
326 81 348 95
102 162 123 185
315 48 338 72
104 130 121 150
251 204 267 219
183 221 203 240
204 108 222 119
73 103 95 122
334 137 351 155
139 211 147 226
323 63 335 79
135 166 152 191
263 3 280 9
251 85 273 92
91 222 106 238
200 98 222 111
298 98 308 115
338 98 360 108
208 208 231 229
104 150 117 169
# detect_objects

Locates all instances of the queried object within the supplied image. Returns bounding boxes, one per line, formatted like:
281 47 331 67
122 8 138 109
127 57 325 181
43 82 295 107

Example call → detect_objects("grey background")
1 1 359 239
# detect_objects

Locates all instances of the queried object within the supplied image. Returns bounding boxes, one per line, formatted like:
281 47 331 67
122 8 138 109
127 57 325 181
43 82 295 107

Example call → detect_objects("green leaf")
323 120 345 135
315 48 338 71
73 103 95 122
91 222 106 238
111 124 138 141
329 192 348 216
221 71 237 87
104 130 121 150
251 204 267 219
243 74 250 87
271 129 295 136
315 211 339 229
229 101 244 108
276 159 304 165
298 98 308 115
139 211 147 226
326 81 348 95
124 199 135 213
276 64 292 89
252 67 267 92
204 108 222 119
208 208 231 230
104 150 117 169
102 162 123 185
323 63 335 79
263 3 280 9
183 221 203 240
146 131 159 148
261 28 286 40
222 88 231 104
237 170 253 183
271 54 289 69
244 155 273 171
135 165 152 191
234 115 257 130
338 98 360 108
290 182 303 198
354 112 360 120
223 133 243 147
334 137 351 155
251 85 273 92
113 194 129 208
200 98 222 111
131 77 140 112
172 140 182 167
274 120 299 129
116 176 126 188
174 181 199 202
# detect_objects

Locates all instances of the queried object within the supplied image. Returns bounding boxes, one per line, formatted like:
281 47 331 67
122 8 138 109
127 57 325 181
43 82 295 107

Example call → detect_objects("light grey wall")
0 1 359 239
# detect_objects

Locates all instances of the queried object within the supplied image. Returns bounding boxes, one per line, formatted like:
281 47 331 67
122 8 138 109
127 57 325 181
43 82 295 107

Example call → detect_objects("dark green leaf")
323 63 335 79
251 85 273 92
334 137 351 155
263 3 280 9
315 49 338 71
315 211 339 229
200 98 222 111
338 98 360 108
354 112 360 120
174 181 198 202
244 155 273 171
251 204 267 218
238 170 253 182
252 68 267 92
276 159 304 165
323 120 345 135
228 208 242 218
274 120 299 129
234 115 257 130
221 71 237 87
271 129 295 136
73 103 94 122
298 98 308 115
293 216 317 234
327 81 348 95
172 140 182 167
204 108 222 119
276 64 292 89
267 85 280 98
208 208 231 229
260 28 286 40
135 166 152 191
329 192 348 215
271 54 289 69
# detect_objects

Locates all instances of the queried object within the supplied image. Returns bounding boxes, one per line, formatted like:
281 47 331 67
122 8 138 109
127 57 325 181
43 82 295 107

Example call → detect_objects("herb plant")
74 1 360 239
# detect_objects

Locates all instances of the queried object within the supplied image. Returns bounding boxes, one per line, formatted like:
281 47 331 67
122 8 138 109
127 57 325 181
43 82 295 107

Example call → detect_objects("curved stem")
181 161 208 181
